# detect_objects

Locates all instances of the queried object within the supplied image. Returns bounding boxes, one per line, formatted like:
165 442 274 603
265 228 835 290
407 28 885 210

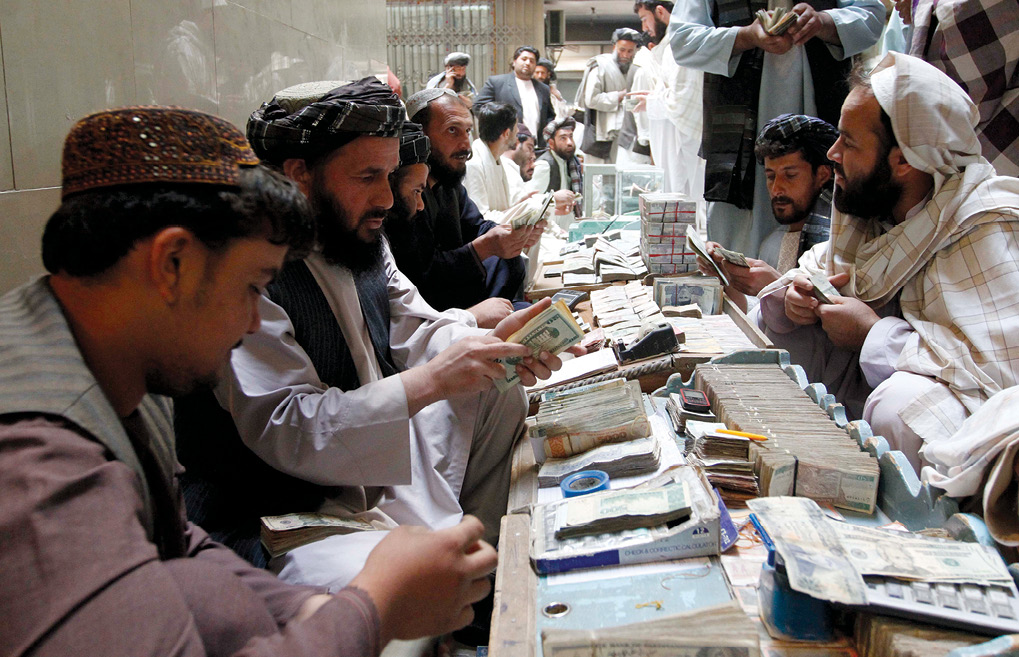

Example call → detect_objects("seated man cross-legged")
756 53 1019 473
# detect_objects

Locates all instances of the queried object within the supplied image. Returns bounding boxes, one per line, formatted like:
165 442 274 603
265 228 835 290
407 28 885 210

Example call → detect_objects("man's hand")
814 273 878 348
784 274 822 326
728 257 780 297
785 4 837 46
735 20 794 55
352 516 497 644
523 220 547 249
467 297 514 329
473 224 531 260
626 90 649 113
491 298 581 387
401 334 532 413
695 241 732 283
893 0 912 24
553 190 576 214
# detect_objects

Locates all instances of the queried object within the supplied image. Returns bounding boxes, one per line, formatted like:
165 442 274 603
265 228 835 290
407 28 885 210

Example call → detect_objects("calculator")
853 575 1019 636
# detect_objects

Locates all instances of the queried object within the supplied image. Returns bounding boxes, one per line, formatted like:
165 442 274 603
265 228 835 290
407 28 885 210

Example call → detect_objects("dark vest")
175 258 397 566
702 0 850 209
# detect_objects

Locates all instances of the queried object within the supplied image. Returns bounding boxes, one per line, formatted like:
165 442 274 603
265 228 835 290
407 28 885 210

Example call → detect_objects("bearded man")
756 54 1019 472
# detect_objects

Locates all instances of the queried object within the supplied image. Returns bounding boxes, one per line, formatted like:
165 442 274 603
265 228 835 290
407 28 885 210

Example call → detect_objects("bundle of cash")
694 431 751 461
541 601 760 656
684 420 760 505
653 274 722 315
639 192 700 275
756 7 798 35
537 434 661 487
495 299 585 392
506 192 553 229
685 224 730 286
810 271 842 304
590 281 668 345
260 513 377 558
531 378 652 459
695 362 880 513
553 480 691 539
715 244 749 267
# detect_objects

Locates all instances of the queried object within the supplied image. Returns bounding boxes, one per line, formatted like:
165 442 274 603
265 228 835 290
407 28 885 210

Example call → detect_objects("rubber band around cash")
561 470 610 497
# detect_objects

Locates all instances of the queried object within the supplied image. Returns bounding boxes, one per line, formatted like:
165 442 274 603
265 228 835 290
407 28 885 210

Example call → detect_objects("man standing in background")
475 46 555 149
575 28 642 164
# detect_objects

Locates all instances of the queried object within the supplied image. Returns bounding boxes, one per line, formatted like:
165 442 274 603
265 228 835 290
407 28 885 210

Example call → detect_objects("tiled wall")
0 0 387 293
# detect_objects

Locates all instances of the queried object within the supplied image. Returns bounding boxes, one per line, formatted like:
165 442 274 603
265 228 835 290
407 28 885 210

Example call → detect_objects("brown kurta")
0 415 381 657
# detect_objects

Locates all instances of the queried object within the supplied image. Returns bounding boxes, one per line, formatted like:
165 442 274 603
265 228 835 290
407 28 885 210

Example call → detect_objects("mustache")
361 208 388 222
772 196 794 205
453 149 472 160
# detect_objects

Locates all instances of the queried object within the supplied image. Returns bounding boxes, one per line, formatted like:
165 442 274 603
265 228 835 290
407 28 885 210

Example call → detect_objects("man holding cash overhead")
755 55 1019 472
175 79 574 592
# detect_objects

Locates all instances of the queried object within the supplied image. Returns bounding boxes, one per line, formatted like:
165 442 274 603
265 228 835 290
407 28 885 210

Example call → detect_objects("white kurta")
667 0 885 258
465 138 515 222
216 246 526 591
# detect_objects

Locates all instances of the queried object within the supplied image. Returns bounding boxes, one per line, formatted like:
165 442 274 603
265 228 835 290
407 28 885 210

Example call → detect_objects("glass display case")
581 163 664 217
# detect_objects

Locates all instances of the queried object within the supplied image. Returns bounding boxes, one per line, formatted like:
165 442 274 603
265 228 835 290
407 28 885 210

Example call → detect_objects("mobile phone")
679 388 711 414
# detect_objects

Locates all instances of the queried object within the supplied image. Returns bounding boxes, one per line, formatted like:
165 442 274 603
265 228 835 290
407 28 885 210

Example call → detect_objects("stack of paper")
696 363 880 513
537 433 661 487
530 378 651 459
553 480 691 539
542 601 760 656
653 274 722 315
260 513 376 558
590 280 668 345
639 192 700 275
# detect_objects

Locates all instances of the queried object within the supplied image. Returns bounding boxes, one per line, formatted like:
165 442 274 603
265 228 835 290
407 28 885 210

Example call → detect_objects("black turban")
247 77 405 164
399 122 430 167
755 113 839 165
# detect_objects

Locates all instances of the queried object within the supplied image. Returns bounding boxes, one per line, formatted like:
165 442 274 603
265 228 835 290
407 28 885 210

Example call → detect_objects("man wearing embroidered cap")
757 53 1019 472
426 51 477 99
0 106 499 655
176 78 569 595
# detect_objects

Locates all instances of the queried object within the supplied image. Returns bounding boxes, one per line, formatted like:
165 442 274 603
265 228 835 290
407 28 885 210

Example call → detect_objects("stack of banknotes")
542 601 759 656
260 513 376 558
530 378 652 459
638 192 700 275
590 280 668 345
653 274 722 315
505 192 553 229
495 299 585 392
685 420 760 506
537 433 661 487
553 480 691 539
756 7 798 35
695 363 880 513
665 392 716 433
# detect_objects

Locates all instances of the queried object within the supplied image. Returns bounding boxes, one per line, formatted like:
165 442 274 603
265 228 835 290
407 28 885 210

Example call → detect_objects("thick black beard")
428 151 467 187
647 18 668 45
833 154 902 220
311 183 386 274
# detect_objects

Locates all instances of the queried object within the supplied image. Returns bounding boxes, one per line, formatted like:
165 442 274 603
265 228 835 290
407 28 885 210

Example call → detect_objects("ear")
886 146 915 181
655 5 669 21
283 158 313 197
815 164 833 188
148 226 200 305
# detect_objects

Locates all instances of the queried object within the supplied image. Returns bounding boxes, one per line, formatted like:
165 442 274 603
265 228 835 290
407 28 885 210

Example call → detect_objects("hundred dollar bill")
747 496 868 604
260 512 378 558
831 522 1012 584
261 512 375 532
494 299 585 392
809 271 841 304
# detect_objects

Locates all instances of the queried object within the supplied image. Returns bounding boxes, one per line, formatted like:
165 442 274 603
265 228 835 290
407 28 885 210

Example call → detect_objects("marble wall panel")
0 188 61 293
229 0 292 25
1 0 137 190
130 0 220 116
0 31 13 191
212 1 276 128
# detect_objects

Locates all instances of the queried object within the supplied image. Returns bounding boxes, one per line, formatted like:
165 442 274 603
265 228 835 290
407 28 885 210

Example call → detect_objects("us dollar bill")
747 496 868 604
715 245 749 268
494 299 585 392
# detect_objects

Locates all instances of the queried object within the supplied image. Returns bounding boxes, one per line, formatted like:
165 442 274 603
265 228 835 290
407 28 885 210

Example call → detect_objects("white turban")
870 52 984 180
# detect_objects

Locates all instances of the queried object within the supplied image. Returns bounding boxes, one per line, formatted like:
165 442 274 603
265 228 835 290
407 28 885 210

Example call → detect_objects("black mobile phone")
679 388 711 413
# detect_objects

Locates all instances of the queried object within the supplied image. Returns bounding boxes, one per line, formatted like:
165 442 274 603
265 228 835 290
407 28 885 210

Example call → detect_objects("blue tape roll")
561 470 610 497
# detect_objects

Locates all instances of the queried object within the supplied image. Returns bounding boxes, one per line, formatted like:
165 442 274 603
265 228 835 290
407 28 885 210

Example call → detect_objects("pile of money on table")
639 192 699 275
590 280 668 346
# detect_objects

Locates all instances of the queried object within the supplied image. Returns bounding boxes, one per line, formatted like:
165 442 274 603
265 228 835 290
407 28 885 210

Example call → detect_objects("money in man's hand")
494 299 585 391
715 245 749 268
809 271 841 304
